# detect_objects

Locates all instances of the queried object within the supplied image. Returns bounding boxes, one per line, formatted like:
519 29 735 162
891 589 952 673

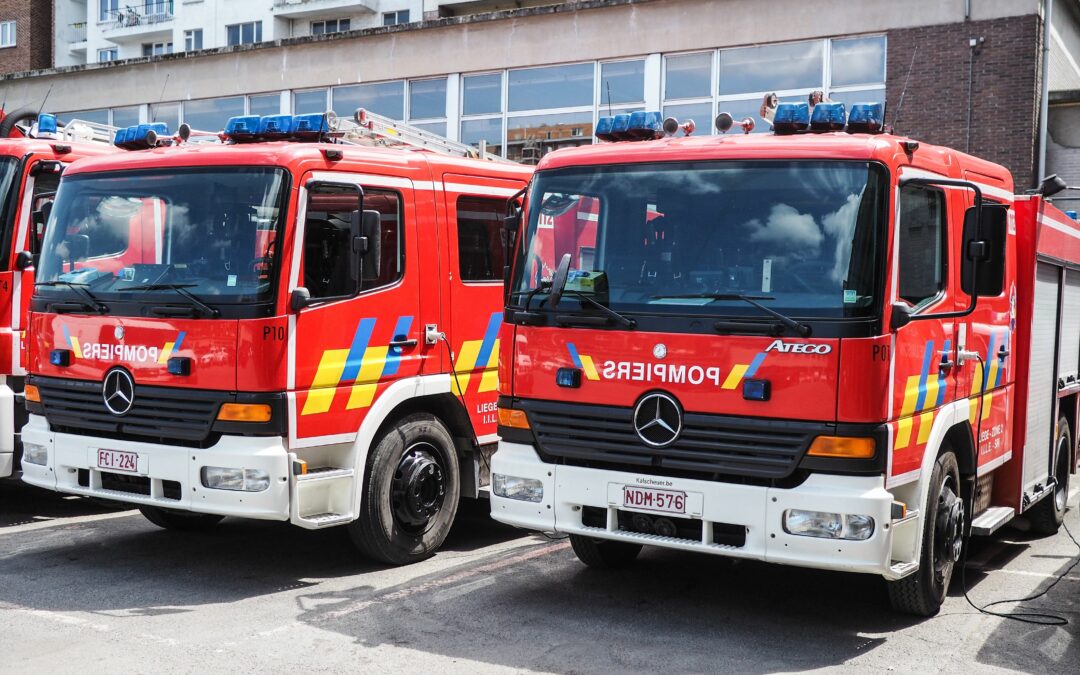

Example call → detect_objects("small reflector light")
36 113 58 136
809 102 846 132
497 407 530 429
609 113 632 141
807 436 876 459
742 379 770 401
626 111 664 140
167 356 192 376
292 459 308 476
258 114 294 140
846 102 885 134
224 115 261 142
556 367 582 388
49 349 72 367
595 116 616 142
24 384 40 403
772 102 810 134
217 403 272 423
292 113 330 141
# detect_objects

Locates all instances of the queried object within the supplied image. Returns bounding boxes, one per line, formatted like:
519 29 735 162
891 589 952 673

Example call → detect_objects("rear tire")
887 450 964 616
1028 417 1071 536
139 506 224 531
569 534 642 569
348 413 460 565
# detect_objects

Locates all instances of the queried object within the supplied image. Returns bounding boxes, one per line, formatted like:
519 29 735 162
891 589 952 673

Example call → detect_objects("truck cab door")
441 175 528 439
289 176 423 446
888 179 960 482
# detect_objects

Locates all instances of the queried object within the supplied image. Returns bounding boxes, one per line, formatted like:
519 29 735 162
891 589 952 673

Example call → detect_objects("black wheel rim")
933 473 964 585
390 441 447 533
1054 432 1069 512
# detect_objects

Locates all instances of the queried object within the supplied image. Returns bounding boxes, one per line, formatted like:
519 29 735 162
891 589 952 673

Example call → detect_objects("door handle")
939 351 955 373
388 338 418 349
997 346 1010 360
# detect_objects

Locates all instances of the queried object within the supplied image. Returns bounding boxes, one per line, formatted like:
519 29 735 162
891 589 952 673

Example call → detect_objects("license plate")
97 449 141 474
622 486 687 514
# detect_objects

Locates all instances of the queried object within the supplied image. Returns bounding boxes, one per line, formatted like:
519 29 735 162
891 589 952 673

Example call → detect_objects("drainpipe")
1037 0 1054 186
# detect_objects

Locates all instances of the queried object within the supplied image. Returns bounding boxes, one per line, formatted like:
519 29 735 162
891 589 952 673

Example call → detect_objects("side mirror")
890 302 913 331
15 250 33 271
961 203 1007 297
548 253 572 309
1038 174 1068 198
31 201 52 254
290 287 312 311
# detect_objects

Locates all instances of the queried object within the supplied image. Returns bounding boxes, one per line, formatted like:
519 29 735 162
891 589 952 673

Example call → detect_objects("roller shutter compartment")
1023 262 1060 495
1060 269 1080 387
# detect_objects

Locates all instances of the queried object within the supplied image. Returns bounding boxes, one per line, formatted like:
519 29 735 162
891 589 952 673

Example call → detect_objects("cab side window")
456 196 506 282
302 187 403 299
897 185 947 306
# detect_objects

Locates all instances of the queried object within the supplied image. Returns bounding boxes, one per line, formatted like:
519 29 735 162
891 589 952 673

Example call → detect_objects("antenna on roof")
891 45 918 132
606 82 613 117
36 85 53 117
150 73 170 122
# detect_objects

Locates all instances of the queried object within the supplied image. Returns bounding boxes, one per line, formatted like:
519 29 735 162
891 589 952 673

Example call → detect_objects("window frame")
455 195 510 284
896 183 949 310
0 20 15 48
226 21 262 47
184 29 203 52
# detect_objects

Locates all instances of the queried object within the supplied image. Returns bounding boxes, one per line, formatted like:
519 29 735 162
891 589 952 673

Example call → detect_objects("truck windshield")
36 167 287 307
512 160 887 321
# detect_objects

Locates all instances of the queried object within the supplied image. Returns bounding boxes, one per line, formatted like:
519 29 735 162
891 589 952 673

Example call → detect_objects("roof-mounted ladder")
331 108 512 163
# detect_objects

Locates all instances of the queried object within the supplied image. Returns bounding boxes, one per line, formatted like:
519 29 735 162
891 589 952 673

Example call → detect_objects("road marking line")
0 510 138 536
318 541 570 621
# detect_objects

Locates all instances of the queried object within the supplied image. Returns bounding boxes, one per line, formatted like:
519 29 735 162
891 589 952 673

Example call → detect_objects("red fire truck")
0 109 116 480
491 103 1080 615
20 110 532 564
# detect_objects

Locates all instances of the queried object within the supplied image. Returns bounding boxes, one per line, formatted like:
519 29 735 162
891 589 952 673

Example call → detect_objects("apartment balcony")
66 22 88 54
271 0 376 20
99 3 174 43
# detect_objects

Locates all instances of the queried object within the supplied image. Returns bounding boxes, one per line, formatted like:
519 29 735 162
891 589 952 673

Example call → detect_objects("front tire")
569 534 642 569
139 506 224 531
348 413 460 565
887 450 965 616
1028 417 1072 535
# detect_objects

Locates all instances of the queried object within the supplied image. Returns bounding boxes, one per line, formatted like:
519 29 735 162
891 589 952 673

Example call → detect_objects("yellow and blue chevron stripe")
566 343 600 381
895 339 948 450
969 329 1009 424
62 324 83 359
721 352 766 389
302 315 414 416
157 331 186 364
451 312 502 395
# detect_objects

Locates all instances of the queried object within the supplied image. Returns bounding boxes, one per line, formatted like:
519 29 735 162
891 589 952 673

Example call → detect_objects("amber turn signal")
498 407 530 429
24 384 40 403
217 403 272 423
807 435 875 459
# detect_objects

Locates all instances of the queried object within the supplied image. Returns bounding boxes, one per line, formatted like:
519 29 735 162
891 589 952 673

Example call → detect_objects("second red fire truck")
491 103 1080 615
20 110 531 563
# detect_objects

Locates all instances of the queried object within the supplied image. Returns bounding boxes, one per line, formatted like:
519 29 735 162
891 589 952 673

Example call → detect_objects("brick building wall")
887 15 1043 190
0 0 53 75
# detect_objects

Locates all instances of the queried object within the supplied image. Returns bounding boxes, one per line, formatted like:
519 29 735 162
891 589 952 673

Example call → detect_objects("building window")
99 0 118 22
142 42 173 57
248 93 280 116
312 19 350 36
719 41 823 95
457 197 507 282
226 21 262 47
150 102 180 128
0 21 14 48
462 73 502 116
184 29 203 52
508 63 593 112
111 106 140 127
183 96 245 132
97 47 118 63
294 89 328 114
897 185 947 306
333 81 404 120
600 60 645 107
382 10 410 26
409 78 447 121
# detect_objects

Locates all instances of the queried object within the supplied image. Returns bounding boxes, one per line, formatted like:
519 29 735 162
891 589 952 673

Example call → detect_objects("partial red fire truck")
0 109 116 479
491 103 1080 615
20 110 531 563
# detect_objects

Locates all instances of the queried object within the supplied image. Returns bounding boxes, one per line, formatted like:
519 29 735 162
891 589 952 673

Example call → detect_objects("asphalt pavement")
1 479 1078 674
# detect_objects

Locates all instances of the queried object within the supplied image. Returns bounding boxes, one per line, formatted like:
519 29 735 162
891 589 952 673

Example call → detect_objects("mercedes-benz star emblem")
653 343 667 359
114 325 125 340
102 369 135 416
633 392 682 447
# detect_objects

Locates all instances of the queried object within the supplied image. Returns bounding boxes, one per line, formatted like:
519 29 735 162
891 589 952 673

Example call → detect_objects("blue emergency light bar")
36 113 58 136
258 115 294 139
113 123 170 149
1066 210 1079 221
846 103 885 134
773 103 811 134
595 110 666 142
224 115 261 142
809 102 846 132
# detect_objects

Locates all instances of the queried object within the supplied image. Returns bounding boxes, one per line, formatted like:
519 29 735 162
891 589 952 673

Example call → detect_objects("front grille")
521 399 830 482
35 375 227 447
581 506 746 547
78 469 181 500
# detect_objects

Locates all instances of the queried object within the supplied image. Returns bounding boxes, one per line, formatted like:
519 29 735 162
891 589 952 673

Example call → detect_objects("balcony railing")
67 22 88 44
103 3 175 30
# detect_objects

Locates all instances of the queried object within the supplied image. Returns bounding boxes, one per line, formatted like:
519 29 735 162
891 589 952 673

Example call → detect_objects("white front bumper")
491 442 900 578
20 414 290 520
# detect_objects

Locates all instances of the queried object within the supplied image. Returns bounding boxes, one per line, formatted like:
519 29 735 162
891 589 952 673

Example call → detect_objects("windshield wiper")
652 293 811 337
551 290 636 328
35 280 107 314
126 283 221 318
